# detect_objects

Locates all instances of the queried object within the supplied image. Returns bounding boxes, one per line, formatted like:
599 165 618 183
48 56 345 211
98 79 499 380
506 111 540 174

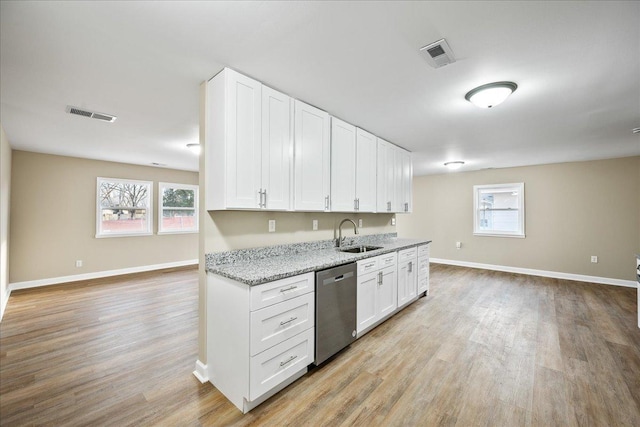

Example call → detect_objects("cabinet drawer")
398 247 417 261
250 293 314 356
357 257 379 275
379 252 397 268
249 328 315 401
250 272 314 310
418 244 430 257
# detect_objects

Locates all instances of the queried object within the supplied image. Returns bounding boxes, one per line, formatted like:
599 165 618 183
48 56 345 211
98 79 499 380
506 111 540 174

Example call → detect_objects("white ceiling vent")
66 106 117 122
420 39 456 68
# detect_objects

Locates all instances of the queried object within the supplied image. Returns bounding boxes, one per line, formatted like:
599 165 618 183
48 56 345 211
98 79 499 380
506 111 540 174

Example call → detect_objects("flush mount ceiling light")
465 81 518 108
186 143 201 155
444 161 465 170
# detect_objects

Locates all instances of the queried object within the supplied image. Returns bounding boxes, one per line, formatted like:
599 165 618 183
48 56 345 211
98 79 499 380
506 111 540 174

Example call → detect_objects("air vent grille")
66 106 117 122
420 38 456 69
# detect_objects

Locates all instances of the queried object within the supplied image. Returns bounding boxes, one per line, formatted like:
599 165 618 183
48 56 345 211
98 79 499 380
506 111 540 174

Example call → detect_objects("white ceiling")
1 1 639 175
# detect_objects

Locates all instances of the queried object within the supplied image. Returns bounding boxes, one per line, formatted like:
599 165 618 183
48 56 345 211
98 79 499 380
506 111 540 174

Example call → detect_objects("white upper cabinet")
261 86 293 210
330 117 357 212
376 138 395 213
294 100 331 211
400 149 412 213
206 68 262 210
355 128 377 212
205 69 292 211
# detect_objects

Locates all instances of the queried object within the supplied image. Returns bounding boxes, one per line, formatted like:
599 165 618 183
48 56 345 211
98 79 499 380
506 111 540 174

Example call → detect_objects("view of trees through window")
159 183 198 233
98 178 152 235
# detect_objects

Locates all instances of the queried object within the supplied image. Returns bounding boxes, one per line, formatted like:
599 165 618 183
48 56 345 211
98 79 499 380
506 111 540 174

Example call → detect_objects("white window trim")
96 177 153 238
473 182 525 238
158 182 199 235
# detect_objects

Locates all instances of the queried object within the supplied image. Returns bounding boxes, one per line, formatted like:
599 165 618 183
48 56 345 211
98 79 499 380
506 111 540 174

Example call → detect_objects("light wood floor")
1 264 638 426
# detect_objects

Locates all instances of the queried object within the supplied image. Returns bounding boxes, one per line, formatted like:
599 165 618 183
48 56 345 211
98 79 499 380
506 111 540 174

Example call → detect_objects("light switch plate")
268 220 276 233
391 217 396 226
312 220 318 231
358 219 363 227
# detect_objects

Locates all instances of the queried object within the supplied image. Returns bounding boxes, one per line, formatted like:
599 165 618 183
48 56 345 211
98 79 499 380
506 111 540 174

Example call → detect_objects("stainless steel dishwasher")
314 262 357 365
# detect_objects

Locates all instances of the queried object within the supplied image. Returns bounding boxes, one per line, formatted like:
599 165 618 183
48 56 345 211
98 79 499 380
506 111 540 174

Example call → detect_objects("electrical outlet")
456 242 461 249
591 255 598 263
268 219 276 233
358 219 363 227
75 260 83 268
391 217 396 226
312 219 318 231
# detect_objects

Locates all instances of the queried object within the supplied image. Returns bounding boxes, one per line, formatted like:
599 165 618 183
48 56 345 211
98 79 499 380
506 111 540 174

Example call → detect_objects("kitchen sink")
339 245 383 254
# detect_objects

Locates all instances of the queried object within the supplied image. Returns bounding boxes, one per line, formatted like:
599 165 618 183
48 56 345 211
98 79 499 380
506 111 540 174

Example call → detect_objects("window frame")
473 182 525 238
158 182 199 235
96 177 153 238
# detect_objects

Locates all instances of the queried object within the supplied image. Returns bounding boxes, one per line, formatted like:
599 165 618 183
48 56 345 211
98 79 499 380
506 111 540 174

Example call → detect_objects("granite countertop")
206 233 431 286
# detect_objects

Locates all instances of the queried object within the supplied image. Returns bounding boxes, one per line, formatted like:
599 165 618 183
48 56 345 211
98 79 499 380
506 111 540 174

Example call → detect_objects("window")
158 182 199 234
473 182 525 238
97 177 153 237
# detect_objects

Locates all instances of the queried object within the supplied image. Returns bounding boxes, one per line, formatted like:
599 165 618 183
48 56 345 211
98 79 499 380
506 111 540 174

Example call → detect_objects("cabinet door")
330 117 357 212
225 69 263 209
262 86 292 210
294 100 331 211
357 271 378 333
400 149 412 213
378 265 397 318
393 146 403 213
355 128 377 212
397 258 417 308
418 256 429 295
376 138 394 212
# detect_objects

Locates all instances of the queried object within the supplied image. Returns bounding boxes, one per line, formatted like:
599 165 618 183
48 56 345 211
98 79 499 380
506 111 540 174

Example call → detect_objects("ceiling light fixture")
465 81 518 108
186 143 201 155
444 161 465 170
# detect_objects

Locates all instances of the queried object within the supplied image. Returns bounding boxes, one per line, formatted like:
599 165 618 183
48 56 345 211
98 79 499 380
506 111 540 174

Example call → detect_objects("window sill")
473 232 525 239
157 230 199 235
96 232 154 239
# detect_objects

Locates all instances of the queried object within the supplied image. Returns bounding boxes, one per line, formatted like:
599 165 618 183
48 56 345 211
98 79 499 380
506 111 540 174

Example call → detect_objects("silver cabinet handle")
258 189 263 208
357 198 360 210
404 202 408 212
354 198 358 211
325 195 330 210
263 189 268 208
280 355 298 367
408 261 413 273
387 201 391 212
279 285 298 292
378 271 383 285
279 316 298 326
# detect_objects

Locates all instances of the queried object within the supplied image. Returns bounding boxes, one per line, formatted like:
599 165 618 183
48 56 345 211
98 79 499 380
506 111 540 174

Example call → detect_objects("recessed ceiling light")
444 161 465 170
465 82 518 108
186 143 201 155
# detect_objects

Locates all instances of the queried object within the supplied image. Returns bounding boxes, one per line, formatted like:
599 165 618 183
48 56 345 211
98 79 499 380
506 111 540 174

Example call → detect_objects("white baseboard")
193 360 208 383
8 259 199 292
430 258 637 288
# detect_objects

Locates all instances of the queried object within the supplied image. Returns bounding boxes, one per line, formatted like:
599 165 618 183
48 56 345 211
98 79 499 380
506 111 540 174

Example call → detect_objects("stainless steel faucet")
337 218 359 248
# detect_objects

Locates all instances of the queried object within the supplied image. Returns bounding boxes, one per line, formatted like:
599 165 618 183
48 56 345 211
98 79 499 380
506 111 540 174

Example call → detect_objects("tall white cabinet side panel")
205 73 227 210
356 128 377 212
207 273 250 411
294 101 330 211
392 147 403 212
262 86 292 210
330 117 357 212
225 70 262 209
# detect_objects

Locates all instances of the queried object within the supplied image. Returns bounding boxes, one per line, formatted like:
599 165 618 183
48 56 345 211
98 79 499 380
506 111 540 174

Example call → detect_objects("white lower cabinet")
397 247 418 308
207 272 315 413
417 244 430 295
356 252 397 336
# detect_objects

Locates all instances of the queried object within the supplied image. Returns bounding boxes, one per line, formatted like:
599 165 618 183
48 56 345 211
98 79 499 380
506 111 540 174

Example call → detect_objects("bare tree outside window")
97 178 153 237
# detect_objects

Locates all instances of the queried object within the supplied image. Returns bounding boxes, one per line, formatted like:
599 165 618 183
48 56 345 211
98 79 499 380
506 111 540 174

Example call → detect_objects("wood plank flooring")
1 264 638 426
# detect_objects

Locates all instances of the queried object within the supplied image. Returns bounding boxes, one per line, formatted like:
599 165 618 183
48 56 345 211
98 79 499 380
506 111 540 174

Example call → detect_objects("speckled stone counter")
206 233 432 286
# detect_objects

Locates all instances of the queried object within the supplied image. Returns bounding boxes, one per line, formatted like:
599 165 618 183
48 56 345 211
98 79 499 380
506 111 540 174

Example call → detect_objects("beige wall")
10 151 198 283
1 125 11 319
397 156 640 282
